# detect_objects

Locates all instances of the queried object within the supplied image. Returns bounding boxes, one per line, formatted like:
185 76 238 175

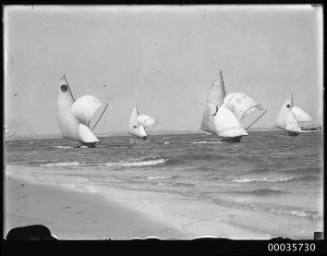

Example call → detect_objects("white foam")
105 158 166 168
147 176 167 180
40 162 81 167
232 176 295 183
51 145 72 149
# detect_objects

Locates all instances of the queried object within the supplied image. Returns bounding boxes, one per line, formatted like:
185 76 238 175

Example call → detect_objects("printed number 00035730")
267 243 315 252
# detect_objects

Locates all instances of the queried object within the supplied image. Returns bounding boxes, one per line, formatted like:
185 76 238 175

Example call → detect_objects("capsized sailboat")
128 105 158 139
200 70 226 134
57 75 108 148
275 95 320 136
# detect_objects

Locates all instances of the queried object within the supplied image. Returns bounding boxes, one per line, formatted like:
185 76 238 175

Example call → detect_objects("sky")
4 5 323 136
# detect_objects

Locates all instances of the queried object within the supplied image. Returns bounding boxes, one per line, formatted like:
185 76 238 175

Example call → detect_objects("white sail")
57 75 100 144
77 124 100 143
214 105 248 138
200 108 217 134
137 114 158 131
128 106 147 138
71 95 102 127
275 97 292 130
57 75 80 140
200 70 226 134
285 111 301 133
291 106 313 122
223 92 264 121
291 106 320 130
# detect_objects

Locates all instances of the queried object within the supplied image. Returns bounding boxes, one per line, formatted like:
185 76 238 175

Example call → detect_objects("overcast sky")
4 5 323 136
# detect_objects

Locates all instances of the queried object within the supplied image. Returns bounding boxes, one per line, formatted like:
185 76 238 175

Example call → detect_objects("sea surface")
5 131 324 239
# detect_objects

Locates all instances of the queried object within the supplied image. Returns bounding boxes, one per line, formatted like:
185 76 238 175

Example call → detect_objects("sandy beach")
4 175 186 240
5 165 322 240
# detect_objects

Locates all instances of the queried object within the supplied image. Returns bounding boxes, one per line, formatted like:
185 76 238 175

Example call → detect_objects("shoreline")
4 165 271 239
5 165 321 240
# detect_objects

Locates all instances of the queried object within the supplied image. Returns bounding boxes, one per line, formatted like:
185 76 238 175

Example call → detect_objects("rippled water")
5 131 324 234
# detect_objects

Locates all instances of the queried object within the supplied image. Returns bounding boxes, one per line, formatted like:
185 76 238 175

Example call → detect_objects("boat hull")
219 136 242 143
288 131 300 136
75 142 96 148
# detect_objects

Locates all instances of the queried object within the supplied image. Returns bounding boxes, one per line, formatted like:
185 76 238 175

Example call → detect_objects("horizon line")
5 127 280 140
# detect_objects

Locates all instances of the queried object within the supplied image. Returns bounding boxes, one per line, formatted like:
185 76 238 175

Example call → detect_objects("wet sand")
4 176 186 240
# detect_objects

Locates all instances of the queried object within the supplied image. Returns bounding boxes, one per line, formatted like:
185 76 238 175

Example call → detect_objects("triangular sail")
57 75 79 140
285 111 301 133
291 106 313 122
223 92 265 121
200 70 226 134
214 105 248 138
291 106 320 130
275 97 292 130
128 106 147 138
71 95 102 128
200 108 217 134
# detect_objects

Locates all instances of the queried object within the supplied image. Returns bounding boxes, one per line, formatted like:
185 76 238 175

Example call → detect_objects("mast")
245 109 267 130
91 97 110 131
291 93 294 108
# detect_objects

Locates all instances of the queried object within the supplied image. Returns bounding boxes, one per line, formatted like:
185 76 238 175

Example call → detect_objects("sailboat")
275 95 320 136
57 74 109 148
200 70 265 142
128 105 158 139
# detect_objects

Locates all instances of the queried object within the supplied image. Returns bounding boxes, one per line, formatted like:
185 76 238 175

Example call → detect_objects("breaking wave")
40 161 81 167
232 177 296 183
51 145 73 149
105 158 167 168
37 157 174 169
232 175 318 183
147 176 168 180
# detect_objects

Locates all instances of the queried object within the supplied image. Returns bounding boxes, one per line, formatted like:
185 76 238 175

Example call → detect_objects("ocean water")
5 131 324 239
